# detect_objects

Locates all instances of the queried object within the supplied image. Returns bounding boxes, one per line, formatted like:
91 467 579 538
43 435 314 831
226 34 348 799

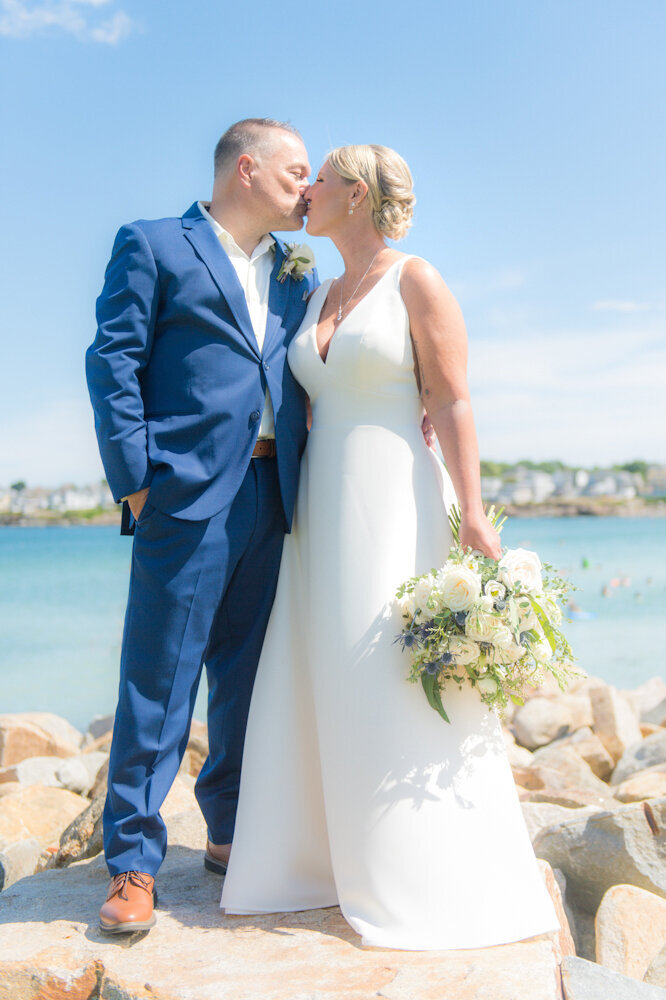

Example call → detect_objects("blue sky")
0 0 664 486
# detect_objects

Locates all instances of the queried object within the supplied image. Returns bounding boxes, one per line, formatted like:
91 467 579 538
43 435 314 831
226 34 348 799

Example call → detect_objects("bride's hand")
458 513 502 561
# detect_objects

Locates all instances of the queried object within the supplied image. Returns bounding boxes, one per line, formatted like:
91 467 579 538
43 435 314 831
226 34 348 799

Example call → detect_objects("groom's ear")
237 154 256 188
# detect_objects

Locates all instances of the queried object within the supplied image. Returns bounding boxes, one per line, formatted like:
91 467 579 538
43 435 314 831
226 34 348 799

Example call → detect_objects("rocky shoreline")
1 675 665 999
2 496 665 528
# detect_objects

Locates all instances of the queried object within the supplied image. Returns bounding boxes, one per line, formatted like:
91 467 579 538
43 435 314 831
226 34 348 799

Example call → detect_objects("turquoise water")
0 519 664 731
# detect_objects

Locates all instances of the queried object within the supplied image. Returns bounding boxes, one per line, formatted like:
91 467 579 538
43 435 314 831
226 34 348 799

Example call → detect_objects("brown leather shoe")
99 871 157 934
204 839 230 875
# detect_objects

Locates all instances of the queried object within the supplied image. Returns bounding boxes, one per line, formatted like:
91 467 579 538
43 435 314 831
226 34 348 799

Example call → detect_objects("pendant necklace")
337 249 382 322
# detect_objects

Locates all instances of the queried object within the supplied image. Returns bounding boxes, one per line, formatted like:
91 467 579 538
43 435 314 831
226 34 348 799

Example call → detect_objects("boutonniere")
276 243 316 283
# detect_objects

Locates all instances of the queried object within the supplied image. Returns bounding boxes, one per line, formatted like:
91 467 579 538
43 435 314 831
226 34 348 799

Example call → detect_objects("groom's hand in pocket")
127 487 150 521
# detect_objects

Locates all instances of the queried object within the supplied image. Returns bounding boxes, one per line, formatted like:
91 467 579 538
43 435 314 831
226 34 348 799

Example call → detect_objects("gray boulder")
0 838 42 891
561 956 666 999
645 945 666 988
613 731 666 785
55 751 107 797
533 798 666 914
0 755 62 788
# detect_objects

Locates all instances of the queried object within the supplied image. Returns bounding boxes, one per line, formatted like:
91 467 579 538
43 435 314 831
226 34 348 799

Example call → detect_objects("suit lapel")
264 240 293 352
181 204 260 358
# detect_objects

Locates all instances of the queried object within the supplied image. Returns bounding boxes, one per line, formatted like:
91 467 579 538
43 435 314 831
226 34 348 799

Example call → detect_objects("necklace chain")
337 249 383 322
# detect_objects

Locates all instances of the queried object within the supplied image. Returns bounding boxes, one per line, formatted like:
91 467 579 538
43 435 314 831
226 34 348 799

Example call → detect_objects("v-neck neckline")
313 258 403 366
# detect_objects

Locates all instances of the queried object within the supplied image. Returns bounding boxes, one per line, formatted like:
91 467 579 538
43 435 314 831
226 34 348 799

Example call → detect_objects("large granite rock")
0 785 88 851
533 798 666 913
613 731 666 785
589 684 643 763
0 811 564 1000
534 726 615 781
561 955 666 999
537 859 576 962
613 764 666 803
513 748 614 809
0 714 81 767
595 884 666 981
513 696 592 750
520 803 602 843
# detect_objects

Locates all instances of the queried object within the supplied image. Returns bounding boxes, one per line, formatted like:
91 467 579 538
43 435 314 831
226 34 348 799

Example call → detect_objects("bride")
219 144 559 950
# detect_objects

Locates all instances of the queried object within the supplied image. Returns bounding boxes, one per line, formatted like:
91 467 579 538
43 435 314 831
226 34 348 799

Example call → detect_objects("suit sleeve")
85 223 159 503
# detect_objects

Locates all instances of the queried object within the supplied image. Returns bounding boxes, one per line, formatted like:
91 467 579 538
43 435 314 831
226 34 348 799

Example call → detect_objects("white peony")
497 548 543 593
437 566 482 612
447 636 479 666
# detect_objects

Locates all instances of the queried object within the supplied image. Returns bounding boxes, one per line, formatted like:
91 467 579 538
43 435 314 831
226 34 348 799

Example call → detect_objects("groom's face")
251 131 311 232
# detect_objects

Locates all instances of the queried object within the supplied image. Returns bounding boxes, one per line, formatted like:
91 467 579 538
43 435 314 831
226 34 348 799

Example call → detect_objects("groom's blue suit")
86 202 316 876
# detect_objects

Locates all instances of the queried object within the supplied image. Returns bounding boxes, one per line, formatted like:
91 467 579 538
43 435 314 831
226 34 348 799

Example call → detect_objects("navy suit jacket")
86 202 317 530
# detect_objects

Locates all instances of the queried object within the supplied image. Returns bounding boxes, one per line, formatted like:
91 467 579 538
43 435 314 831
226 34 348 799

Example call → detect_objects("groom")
86 119 315 934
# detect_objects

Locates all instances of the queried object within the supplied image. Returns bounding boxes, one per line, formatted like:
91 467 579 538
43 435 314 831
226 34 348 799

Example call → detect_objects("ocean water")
0 519 664 732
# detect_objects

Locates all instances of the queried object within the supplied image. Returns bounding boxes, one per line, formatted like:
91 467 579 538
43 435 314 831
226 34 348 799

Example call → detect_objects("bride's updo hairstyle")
327 144 415 241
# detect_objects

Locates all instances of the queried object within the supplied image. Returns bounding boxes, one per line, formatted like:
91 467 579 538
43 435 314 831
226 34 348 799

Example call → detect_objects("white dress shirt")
198 201 276 439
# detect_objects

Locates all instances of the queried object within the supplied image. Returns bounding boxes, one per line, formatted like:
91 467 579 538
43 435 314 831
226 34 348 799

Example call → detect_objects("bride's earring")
349 200 355 215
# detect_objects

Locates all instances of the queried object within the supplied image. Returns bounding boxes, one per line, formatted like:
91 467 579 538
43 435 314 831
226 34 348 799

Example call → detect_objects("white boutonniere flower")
277 242 316 283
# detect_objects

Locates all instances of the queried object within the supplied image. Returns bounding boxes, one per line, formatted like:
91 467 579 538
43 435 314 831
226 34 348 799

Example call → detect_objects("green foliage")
10 480 26 492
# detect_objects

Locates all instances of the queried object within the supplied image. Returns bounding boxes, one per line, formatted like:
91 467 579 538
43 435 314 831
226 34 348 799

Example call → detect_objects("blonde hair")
327 144 415 240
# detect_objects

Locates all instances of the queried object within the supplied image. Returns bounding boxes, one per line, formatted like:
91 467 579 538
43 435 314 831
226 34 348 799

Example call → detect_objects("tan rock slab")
589 684 643 764
613 731 666 785
534 726 615 781
614 764 666 803
0 785 88 850
595 884 666 982
538 859 576 963
0 714 81 767
0 845 564 1000
513 749 614 810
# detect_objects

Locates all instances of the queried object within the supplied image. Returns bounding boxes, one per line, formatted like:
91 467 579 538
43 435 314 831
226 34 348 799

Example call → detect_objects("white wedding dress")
221 257 559 950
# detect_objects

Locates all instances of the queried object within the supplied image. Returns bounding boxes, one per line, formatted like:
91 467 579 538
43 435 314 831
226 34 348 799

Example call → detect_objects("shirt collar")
198 201 275 262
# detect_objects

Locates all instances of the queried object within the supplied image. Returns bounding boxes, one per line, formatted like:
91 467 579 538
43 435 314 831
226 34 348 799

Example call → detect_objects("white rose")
397 590 417 620
437 566 482 613
292 243 316 269
447 636 479 666
497 548 543 593
532 638 553 662
484 579 506 601
412 575 436 618
465 608 497 642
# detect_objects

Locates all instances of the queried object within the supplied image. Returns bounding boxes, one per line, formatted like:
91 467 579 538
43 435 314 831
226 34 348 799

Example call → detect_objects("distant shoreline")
1 496 665 527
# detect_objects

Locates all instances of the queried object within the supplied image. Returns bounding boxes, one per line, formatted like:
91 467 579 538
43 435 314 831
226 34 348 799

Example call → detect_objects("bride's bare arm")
401 257 501 559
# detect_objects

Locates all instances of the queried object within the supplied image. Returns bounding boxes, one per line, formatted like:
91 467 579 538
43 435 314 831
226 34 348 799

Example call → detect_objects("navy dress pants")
103 458 285 877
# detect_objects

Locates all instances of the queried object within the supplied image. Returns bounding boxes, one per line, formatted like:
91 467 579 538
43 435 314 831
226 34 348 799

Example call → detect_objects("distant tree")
10 480 26 492
480 461 511 477
613 461 649 479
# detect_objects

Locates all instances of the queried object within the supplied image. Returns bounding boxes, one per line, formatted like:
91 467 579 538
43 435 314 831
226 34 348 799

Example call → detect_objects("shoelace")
108 870 153 901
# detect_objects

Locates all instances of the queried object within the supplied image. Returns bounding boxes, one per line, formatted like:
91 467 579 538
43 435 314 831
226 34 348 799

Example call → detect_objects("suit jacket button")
250 410 260 423
263 361 270 370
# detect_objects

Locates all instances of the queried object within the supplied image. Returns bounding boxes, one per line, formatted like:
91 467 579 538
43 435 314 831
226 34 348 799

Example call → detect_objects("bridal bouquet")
394 507 578 722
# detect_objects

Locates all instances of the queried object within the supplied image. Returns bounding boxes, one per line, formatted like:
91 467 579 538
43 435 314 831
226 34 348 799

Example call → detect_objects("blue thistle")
440 652 454 665
494 599 506 611
454 611 468 627
424 660 440 675
394 630 420 651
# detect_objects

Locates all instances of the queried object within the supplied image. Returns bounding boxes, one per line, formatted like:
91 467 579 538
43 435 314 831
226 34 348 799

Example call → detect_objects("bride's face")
304 161 353 236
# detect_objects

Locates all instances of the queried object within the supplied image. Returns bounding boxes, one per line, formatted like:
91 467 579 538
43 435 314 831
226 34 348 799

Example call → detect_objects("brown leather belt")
252 439 276 458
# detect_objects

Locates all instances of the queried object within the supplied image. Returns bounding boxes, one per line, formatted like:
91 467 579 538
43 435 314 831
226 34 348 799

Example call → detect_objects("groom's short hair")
214 118 302 176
